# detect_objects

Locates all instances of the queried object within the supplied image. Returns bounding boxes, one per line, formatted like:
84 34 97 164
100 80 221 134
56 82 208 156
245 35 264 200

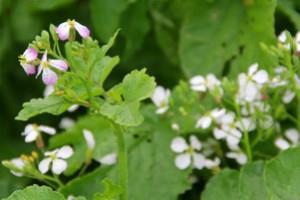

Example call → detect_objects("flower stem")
242 131 252 162
114 124 128 200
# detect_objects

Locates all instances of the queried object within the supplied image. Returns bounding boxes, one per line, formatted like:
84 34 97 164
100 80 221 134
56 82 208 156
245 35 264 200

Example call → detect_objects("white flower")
83 129 95 150
190 74 222 94
196 108 225 129
204 157 221 169
98 153 117 165
171 123 180 131
236 117 256 132
170 136 207 170
68 104 79 112
282 90 295 104
21 124 56 143
236 63 268 103
295 31 300 52
59 117 75 129
278 31 291 50
9 158 26 177
226 151 247 165
151 86 170 114
38 145 73 175
275 128 300 150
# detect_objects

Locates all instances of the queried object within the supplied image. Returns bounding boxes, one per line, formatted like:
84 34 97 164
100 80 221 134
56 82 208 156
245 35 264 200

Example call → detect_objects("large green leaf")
202 148 300 199
3 185 65 200
179 0 277 77
59 106 192 200
15 96 72 121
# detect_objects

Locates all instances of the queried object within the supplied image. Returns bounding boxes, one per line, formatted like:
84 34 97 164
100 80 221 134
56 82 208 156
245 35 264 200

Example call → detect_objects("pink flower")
19 48 38 75
56 20 90 41
36 51 68 85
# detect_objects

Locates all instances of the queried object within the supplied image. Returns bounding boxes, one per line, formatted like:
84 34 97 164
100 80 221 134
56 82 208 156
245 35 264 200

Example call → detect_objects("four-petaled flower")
21 124 56 143
56 19 90 41
151 86 171 114
38 145 74 175
19 48 38 75
36 51 68 85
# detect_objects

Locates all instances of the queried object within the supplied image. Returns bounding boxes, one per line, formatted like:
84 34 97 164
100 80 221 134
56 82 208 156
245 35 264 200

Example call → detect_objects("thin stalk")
114 124 128 200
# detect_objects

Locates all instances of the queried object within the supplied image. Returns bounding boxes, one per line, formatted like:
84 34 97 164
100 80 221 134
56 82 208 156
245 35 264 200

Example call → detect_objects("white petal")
24 130 39 143
192 153 206 170
248 63 258 76
189 135 202 150
170 137 188 153
42 68 58 85
38 158 52 174
244 82 260 102
57 146 74 159
38 125 56 135
196 116 212 129
261 115 273 129
68 104 79 112
156 106 169 114
205 157 220 169
190 76 206 92
213 128 226 139
238 73 247 87
151 86 170 107
171 123 180 131
43 85 55 97
59 117 75 129
275 138 290 150
56 22 70 41
252 70 268 84
282 90 295 104
285 129 299 145
52 159 67 174
210 108 226 119
49 59 68 71
226 133 240 147
278 31 287 43
74 22 90 38
83 129 96 150
99 153 117 165
175 153 191 170
22 124 35 136
206 74 221 90
226 152 247 165
220 112 235 125
11 158 25 170
236 118 256 132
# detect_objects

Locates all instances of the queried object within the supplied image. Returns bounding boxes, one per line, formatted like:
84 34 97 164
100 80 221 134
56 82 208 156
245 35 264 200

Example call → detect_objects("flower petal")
43 85 55 97
23 47 38 61
252 70 268 84
175 153 191 170
282 90 295 104
170 137 188 153
275 138 290 150
56 22 70 41
67 104 79 112
213 128 226 139
278 31 287 43
57 145 74 159
189 135 202 150
204 157 220 169
42 68 58 85
59 117 75 129
49 59 68 71
196 116 212 129
151 86 170 107
99 153 117 165
192 153 206 170
285 128 299 145
38 125 56 135
83 129 96 150
24 130 39 143
52 159 67 174
74 22 90 38
38 158 52 174
21 63 36 75
248 63 258 76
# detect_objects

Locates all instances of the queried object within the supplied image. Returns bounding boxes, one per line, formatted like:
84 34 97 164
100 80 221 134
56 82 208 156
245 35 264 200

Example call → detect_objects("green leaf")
122 69 156 102
59 106 192 200
277 0 300 30
93 179 121 200
15 96 72 121
3 185 65 200
90 0 128 41
264 147 300 199
179 0 277 77
29 0 75 11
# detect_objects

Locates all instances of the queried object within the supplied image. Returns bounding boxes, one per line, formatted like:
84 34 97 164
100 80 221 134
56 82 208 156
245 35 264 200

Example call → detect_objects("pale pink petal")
49 59 68 71
56 22 70 41
74 22 90 38
175 153 191 170
23 47 38 61
38 158 52 174
52 159 67 174
42 68 58 85
21 63 36 75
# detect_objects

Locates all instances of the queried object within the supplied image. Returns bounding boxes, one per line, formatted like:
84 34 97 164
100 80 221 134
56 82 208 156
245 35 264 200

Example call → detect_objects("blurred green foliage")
1 0 300 198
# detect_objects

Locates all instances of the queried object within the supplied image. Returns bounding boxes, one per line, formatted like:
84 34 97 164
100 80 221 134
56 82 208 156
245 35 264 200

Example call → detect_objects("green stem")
242 131 252 162
114 124 128 200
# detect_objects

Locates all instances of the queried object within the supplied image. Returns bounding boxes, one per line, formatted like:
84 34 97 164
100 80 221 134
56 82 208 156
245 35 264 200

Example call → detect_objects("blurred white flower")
171 136 217 170
21 124 56 143
59 117 75 129
278 31 291 50
151 86 170 114
204 157 221 169
196 108 225 129
171 123 180 131
295 31 300 52
9 158 25 177
83 129 96 150
38 145 73 175
226 150 247 165
98 153 117 165
282 90 295 104
68 104 79 112
189 74 222 95
275 128 300 150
